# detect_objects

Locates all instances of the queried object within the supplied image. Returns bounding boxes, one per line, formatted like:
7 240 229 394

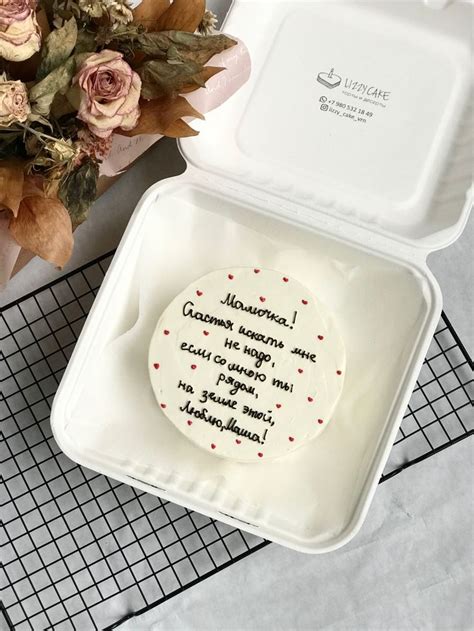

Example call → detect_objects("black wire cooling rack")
1 250 473 631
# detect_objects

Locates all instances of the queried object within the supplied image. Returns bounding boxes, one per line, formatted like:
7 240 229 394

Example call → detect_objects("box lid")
180 0 473 251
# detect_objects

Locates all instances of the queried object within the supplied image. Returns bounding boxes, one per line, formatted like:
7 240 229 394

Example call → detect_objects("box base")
51 177 440 552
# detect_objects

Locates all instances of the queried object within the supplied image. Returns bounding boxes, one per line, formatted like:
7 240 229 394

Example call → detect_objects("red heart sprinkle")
196 290 203 296
228 274 234 280
236 439 241 444
259 296 266 303
211 443 216 449
191 364 197 370
288 436 295 442
307 396 313 402
337 370 342 375
187 420 193 426
276 403 282 409
302 299 308 305
258 452 263 458
163 330 170 335
160 403 167 409
318 335 324 340
153 363 160 370
203 331 209 336
283 277 289 283
318 419 324 424
298 368 303 374
254 269 261 274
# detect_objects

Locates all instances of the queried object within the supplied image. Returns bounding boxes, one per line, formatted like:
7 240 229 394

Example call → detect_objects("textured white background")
1 1 472 629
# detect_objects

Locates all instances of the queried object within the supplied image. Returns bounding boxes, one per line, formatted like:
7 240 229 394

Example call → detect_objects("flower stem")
17 123 64 145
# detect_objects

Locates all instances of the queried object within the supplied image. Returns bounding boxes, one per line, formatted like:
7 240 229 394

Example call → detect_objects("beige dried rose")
0 79 31 126
73 49 141 139
198 9 218 35
78 0 133 26
107 1 134 29
45 138 78 163
77 0 104 19
0 0 41 62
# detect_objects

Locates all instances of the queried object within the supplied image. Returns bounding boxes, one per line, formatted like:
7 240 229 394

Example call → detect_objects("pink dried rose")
0 0 41 62
74 50 142 139
0 79 31 126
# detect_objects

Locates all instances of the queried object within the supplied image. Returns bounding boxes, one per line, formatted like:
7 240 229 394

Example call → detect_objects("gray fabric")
121 439 474 631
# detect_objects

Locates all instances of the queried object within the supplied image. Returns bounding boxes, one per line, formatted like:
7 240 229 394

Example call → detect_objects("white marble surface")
1 1 472 628
122 438 473 631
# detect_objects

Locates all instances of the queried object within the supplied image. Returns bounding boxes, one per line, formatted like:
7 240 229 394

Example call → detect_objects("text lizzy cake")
149 268 345 462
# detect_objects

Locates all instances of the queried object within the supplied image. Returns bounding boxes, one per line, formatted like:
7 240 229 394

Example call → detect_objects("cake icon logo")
317 68 341 89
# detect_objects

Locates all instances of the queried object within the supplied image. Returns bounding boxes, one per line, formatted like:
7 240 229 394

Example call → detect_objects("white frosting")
148 268 345 462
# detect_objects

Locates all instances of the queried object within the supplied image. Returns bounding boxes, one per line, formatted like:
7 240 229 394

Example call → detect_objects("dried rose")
73 49 141 139
0 79 31 126
0 0 32 27
45 138 78 163
0 0 41 62
78 0 133 26
76 128 113 161
198 9 218 35
106 0 134 29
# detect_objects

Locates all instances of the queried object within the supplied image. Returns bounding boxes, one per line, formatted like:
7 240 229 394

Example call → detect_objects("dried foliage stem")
16 122 62 145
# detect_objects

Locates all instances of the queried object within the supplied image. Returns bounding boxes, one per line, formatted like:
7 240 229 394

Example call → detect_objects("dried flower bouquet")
0 0 238 271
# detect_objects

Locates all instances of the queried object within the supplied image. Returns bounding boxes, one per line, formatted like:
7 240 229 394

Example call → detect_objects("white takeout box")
51 0 473 553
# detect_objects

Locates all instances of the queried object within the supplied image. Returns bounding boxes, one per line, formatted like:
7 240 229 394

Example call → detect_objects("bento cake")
148 268 345 463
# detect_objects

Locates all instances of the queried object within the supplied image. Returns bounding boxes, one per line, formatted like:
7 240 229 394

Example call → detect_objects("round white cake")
148 268 345 462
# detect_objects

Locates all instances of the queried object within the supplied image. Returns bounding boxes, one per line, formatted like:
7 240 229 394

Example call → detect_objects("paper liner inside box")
54 184 434 547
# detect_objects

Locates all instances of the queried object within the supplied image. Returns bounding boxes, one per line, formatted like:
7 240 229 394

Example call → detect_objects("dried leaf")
44 172 62 199
164 118 200 138
74 28 97 54
29 56 76 117
58 159 99 226
132 0 170 31
118 96 203 138
135 31 236 66
0 163 24 216
154 0 205 33
180 65 224 93
9 196 73 268
146 95 204 132
95 22 143 51
75 51 94 68
138 59 208 100
22 175 46 198
0 131 26 160
37 17 78 80
167 33 236 65
50 92 77 119
40 0 55 22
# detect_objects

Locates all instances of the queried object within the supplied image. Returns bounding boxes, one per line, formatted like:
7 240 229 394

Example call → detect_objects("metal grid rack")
1 251 473 631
